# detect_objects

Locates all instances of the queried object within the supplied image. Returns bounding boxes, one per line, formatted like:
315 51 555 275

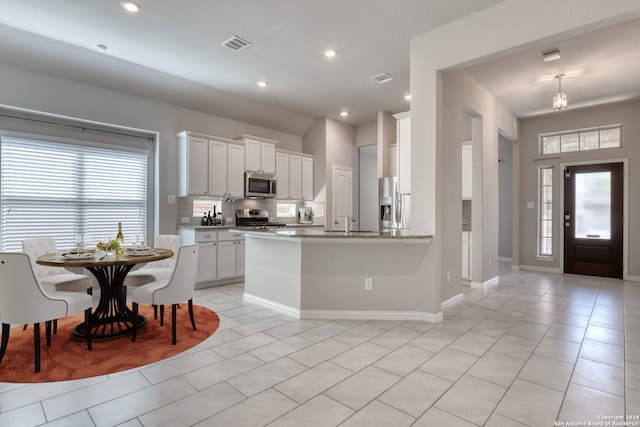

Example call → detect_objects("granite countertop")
178 223 324 230
230 227 432 240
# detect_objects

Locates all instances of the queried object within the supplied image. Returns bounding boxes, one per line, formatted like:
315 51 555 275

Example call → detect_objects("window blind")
1 135 148 251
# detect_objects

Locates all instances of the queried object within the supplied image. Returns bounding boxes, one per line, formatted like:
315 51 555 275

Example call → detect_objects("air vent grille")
371 73 395 84
222 35 251 52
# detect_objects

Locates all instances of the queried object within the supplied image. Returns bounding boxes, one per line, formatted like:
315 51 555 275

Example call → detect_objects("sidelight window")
538 166 553 258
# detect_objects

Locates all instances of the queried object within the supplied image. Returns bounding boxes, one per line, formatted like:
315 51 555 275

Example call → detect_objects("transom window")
1 134 148 251
539 124 621 155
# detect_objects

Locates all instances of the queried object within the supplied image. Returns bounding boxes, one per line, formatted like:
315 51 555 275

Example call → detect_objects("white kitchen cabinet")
302 155 314 201
275 151 290 199
289 154 302 200
393 111 411 194
388 143 398 177
462 231 471 280
462 144 472 199
217 230 245 279
178 134 208 195
178 131 244 198
193 230 218 283
236 135 277 174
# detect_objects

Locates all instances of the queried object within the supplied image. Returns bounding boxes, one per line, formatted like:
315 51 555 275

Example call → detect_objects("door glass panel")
575 171 611 239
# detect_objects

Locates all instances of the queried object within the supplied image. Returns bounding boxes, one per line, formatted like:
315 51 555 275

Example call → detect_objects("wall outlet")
181 217 189 224
364 277 373 290
168 194 176 204
446 271 451 283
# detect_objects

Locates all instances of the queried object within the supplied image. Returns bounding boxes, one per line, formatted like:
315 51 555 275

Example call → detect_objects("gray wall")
359 145 378 231
499 134 513 260
518 100 640 278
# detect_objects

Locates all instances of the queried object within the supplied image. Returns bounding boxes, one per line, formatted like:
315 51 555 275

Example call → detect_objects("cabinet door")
227 143 246 198
244 139 261 172
261 143 276 174
289 154 302 200
187 136 209 195
197 241 217 282
302 156 314 201
209 140 228 197
217 240 237 279
276 151 290 199
236 240 245 276
396 113 411 194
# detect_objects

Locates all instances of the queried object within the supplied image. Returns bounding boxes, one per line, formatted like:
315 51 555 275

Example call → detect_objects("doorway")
332 165 353 231
563 162 623 278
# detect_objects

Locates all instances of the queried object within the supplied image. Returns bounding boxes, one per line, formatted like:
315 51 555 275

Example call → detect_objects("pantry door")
332 165 353 231
563 162 623 278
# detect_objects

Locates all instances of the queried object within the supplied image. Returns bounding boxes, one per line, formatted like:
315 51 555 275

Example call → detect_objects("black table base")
71 264 147 341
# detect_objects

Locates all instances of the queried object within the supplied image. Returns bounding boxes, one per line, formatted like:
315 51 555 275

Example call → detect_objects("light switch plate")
527 201 534 209
181 217 189 223
167 195 176 204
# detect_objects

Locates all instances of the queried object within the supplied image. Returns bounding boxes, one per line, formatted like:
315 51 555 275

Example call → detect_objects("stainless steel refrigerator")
379 176 410 230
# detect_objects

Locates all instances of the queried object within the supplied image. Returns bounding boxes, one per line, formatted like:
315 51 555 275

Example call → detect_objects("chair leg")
45 321 52 347
53 319 58 335
160 305 165 326
23 324 28 331
0 323 10 364
87 287 93 296
172 304 177 345
132 302 138 342
34 323 41 373
188 299 197 331
85 308 92 351
153 304 158 319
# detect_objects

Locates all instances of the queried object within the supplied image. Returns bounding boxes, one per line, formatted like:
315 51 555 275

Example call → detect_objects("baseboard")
470 276 499 289
519 264 562 273
511 264 521 271
498 257 513 262
441 293 464 310
470 281 484 289
625 274 640 282
243 293 444 323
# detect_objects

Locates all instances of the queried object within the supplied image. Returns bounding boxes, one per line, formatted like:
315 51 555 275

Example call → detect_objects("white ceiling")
0 1 639 136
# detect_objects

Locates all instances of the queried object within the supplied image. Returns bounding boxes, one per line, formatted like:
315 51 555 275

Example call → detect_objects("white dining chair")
0 252 93 373
131 244 199 345
123 234 181 288
22 237 93 294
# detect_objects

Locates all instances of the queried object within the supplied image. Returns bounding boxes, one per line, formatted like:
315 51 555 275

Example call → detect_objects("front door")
563 162 623 278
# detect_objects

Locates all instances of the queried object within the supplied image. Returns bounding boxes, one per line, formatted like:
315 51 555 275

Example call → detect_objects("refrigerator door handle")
395 191 402 224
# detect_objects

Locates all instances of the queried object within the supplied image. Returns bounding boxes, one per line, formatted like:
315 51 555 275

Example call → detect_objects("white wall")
356 121 377 147
359 145 378 231
0 63 304 236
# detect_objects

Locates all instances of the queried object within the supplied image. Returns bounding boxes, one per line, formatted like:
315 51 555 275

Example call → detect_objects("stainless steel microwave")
245 172 277 198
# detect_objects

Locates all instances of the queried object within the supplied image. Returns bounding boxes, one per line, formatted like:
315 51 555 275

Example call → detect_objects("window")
1 135 148 251
276 202 297 217
540 124 621 155
538 166 553 258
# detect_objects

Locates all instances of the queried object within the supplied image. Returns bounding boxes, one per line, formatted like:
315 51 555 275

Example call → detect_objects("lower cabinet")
462 231 471 280
178 228 244 285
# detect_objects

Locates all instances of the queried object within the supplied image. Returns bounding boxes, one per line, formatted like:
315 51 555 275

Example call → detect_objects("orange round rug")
0 304 219 383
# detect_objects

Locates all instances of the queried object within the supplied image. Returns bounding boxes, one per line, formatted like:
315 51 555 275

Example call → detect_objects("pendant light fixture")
552 73 567 111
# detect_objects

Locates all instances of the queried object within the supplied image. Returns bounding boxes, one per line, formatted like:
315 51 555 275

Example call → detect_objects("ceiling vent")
221 35 251 52
371 73 395 84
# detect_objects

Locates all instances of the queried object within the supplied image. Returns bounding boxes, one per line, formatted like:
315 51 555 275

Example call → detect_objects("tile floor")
1 267 640 426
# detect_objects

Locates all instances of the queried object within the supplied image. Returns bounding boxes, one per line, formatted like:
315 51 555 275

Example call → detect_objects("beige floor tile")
418 347 478 381
571 357 625 396
558 383 624 423
517 354 573 392
140 349 224 384
413 407 477 427
325 366 400 411
627 361 640 391
274 361 353 404
409 328 459 353
627 340 640 364
626 388 640 418
42 411 97 427
448 331 499 356
495 379 564 426
331 341 392 372
534 336 581 363
268 394 353 427
369 326 422 349
0 403 46 426
378 370 452 417
435 375 506 425
484 412 529 426
248 335 314 363
467 351 525 387
332 323 385 346
545 322 586 343
288 338 352 367
195 389 297 427
490 334 538 360
182 353 264 390
507 321 548 340
469 318 513 337
520 310 556 326
579 338 625 367
297 322 352 342
339 400 414 427
373 345 434 377
226 357 307 397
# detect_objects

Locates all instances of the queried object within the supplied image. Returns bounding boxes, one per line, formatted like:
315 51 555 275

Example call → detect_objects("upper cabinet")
393 111 411 194
462 143 472 199
235 135 277 174
276 149 314 201
178 131 245 198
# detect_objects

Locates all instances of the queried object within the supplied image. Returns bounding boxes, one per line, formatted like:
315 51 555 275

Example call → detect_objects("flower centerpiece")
96 239 122 255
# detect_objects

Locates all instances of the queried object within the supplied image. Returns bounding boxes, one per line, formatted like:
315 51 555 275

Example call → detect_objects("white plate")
126 250 157 257
61 252 96 260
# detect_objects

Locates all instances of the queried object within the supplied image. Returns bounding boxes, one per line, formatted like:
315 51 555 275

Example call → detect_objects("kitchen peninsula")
233 227 442 322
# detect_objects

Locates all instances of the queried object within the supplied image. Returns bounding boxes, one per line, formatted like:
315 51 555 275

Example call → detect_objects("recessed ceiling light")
404 94 411 101
96 44 108 53
121 1 141 13
340 111 349 117
256 80 269 88
542 49 560 62
323 48 338 58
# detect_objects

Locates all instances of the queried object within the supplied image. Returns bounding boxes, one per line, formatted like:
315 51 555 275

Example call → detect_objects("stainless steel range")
235 209 286 229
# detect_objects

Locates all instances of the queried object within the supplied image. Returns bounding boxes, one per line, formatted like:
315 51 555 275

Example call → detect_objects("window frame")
537 165 554 260
539 124 622 156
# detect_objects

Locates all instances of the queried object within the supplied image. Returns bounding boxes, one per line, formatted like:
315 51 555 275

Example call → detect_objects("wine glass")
74 233 85 251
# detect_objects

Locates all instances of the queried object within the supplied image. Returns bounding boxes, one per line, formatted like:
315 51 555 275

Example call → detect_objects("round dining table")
37 248 173 341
